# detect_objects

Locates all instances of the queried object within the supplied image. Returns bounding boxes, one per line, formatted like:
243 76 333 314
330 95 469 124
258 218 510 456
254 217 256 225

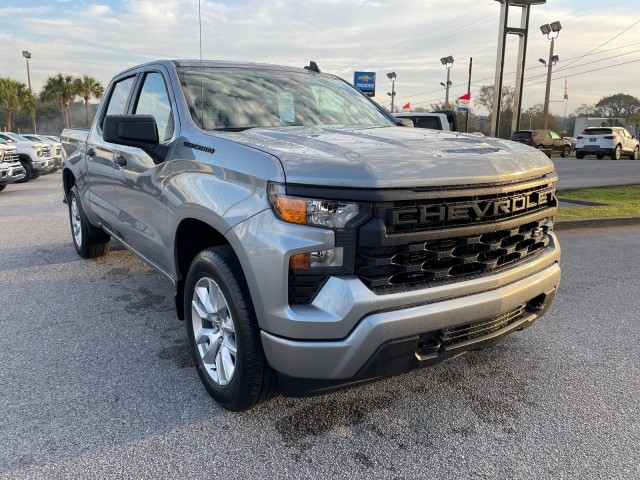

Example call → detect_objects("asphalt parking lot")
1 173 639 479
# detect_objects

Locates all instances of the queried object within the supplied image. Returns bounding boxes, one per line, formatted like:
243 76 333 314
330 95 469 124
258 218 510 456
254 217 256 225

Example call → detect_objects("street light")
541 20 562 129
22 50 37 133
440 56 454 106
387 72 397 112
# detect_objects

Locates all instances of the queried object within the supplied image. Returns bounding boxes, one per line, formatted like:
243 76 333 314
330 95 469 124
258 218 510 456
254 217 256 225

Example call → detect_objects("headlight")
0 149 4 162
268 183 361 229
31 145 43 157
268 182 371 273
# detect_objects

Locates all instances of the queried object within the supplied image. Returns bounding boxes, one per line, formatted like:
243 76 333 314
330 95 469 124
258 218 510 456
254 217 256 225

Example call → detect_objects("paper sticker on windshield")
278 92 295 124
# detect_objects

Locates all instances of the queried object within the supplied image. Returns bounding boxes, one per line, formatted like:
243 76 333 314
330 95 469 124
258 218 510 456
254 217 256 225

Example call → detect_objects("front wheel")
14 160 34 183
68 185 111 258
611 145 622 160
0 185 6 192
630 146 639 160
185 246 278 411
560 145 571 158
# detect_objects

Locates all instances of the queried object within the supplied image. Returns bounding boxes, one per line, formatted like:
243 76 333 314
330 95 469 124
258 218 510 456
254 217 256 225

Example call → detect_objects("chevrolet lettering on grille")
389 188 555 226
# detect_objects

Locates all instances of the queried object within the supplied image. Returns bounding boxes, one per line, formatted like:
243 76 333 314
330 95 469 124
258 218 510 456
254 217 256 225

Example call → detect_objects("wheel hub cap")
191 277 237 385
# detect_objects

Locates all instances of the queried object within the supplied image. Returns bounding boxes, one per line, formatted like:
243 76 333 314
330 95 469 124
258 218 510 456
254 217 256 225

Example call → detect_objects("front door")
113 70 177 273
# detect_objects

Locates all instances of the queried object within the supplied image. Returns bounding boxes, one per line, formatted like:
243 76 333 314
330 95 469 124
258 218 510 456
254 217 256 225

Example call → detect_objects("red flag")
402 102 410 110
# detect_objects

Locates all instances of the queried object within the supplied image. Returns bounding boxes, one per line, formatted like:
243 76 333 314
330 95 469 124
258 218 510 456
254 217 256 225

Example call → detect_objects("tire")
611 145 622 160
0 184 6 192
14 160 34 183
185 246 278 411
68 185 111 258
596 154 604 160
576 151 585 159
630 146 639 160
536 145 545 150
560 145 571 158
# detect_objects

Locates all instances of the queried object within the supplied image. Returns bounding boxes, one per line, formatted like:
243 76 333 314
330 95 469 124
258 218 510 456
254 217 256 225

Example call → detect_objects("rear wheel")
630 146 639 160
68 185 111 258
596 154 604 160
560 145 571 158
0 185 6 192
576 151 585 159
611 145 622 160
185 246 278 411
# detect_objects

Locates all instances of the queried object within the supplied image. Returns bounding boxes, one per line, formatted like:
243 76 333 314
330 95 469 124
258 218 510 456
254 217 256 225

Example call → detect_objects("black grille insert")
355 218 550 292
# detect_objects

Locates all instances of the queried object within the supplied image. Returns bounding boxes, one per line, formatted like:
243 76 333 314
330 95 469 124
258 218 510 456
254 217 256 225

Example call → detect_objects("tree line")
416 86 640 138
0 74 104 134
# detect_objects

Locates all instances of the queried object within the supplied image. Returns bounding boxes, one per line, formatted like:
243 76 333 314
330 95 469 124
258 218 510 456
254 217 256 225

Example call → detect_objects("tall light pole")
540 21 562 129
387 72 397 112
440 56 454 106
22 50 37 133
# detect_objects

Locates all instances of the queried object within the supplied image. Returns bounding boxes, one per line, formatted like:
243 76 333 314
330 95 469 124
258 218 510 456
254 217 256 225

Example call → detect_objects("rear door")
85 75 137 231
112 68 178 273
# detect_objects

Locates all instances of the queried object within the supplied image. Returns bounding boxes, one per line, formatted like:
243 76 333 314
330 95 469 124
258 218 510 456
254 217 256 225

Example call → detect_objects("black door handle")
86 147 95 157
114 155 127 167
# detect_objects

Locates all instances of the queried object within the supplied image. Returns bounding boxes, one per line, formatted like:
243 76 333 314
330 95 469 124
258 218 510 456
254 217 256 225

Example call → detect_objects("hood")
217 126 555 188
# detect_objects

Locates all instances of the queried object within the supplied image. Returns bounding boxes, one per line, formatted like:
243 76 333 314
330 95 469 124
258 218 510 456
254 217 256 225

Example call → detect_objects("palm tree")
40 74 77 128
75 75 105 127
0 77 33 131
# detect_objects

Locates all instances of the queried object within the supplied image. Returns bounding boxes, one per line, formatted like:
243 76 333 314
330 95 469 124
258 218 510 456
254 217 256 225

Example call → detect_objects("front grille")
439 305 525 346
355 175 556 294
2 150 19 163
355 218 550 291
42 146 51 158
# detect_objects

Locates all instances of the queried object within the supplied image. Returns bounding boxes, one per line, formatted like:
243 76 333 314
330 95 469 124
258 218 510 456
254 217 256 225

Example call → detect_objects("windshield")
177 67 396 131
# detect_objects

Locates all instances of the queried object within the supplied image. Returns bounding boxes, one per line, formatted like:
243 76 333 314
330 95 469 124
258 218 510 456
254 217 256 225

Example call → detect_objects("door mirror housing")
103 115 168 163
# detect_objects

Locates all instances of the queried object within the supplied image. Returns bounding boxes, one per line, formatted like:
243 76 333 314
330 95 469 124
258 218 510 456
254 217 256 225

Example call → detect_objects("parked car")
21 134 63 171
511 130 573 158
0 140 26 191
575 127 639 160
0 132 55 182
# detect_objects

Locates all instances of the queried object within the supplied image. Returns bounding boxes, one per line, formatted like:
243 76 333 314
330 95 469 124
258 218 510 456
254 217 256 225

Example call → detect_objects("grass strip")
557 185 640 219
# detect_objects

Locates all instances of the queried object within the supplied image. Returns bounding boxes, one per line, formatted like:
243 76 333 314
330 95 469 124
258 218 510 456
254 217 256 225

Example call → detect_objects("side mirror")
398 118 414 128
103 115 167 163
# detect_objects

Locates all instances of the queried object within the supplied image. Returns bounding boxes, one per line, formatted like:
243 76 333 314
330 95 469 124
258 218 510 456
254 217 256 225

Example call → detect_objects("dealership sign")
354 71 376 97
458 92 471 112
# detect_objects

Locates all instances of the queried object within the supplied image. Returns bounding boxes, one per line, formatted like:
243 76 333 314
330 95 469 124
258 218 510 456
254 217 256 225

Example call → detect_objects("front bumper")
32 158 55 173
262 260 559 386
0 162 26 184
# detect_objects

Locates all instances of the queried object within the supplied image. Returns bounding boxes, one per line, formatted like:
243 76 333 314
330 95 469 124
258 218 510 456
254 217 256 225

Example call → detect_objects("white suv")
575 127 639 160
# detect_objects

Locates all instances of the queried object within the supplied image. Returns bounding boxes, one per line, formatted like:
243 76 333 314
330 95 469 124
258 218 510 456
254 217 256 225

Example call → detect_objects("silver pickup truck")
61 60 560 411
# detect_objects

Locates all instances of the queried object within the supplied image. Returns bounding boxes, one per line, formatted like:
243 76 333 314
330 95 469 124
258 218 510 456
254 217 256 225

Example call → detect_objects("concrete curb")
555 216 640 230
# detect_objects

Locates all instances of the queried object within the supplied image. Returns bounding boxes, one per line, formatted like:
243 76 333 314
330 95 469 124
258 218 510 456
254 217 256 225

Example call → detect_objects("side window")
550 131 560 140
102 77 136 128
134 72 174 141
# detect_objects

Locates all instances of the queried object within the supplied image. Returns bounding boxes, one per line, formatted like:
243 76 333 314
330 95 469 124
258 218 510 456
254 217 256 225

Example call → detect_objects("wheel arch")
173 218 231 320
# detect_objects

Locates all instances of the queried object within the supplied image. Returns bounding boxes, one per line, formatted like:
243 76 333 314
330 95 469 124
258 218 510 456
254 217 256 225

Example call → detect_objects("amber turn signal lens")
289 253 310 270
272 195 307 225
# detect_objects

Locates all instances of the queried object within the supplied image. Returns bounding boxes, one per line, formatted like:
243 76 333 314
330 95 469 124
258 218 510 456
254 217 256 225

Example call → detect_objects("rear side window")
410 116 441 129
512 131 532 139
134 72 175 141
582 128 612 135
102 76 136 129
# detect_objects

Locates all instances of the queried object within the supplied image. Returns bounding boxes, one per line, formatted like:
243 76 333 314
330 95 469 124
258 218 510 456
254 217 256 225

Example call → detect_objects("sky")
1 0 639 117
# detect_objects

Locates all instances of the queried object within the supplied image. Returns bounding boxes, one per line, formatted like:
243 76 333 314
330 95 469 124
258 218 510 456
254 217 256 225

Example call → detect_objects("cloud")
0 0 638 117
